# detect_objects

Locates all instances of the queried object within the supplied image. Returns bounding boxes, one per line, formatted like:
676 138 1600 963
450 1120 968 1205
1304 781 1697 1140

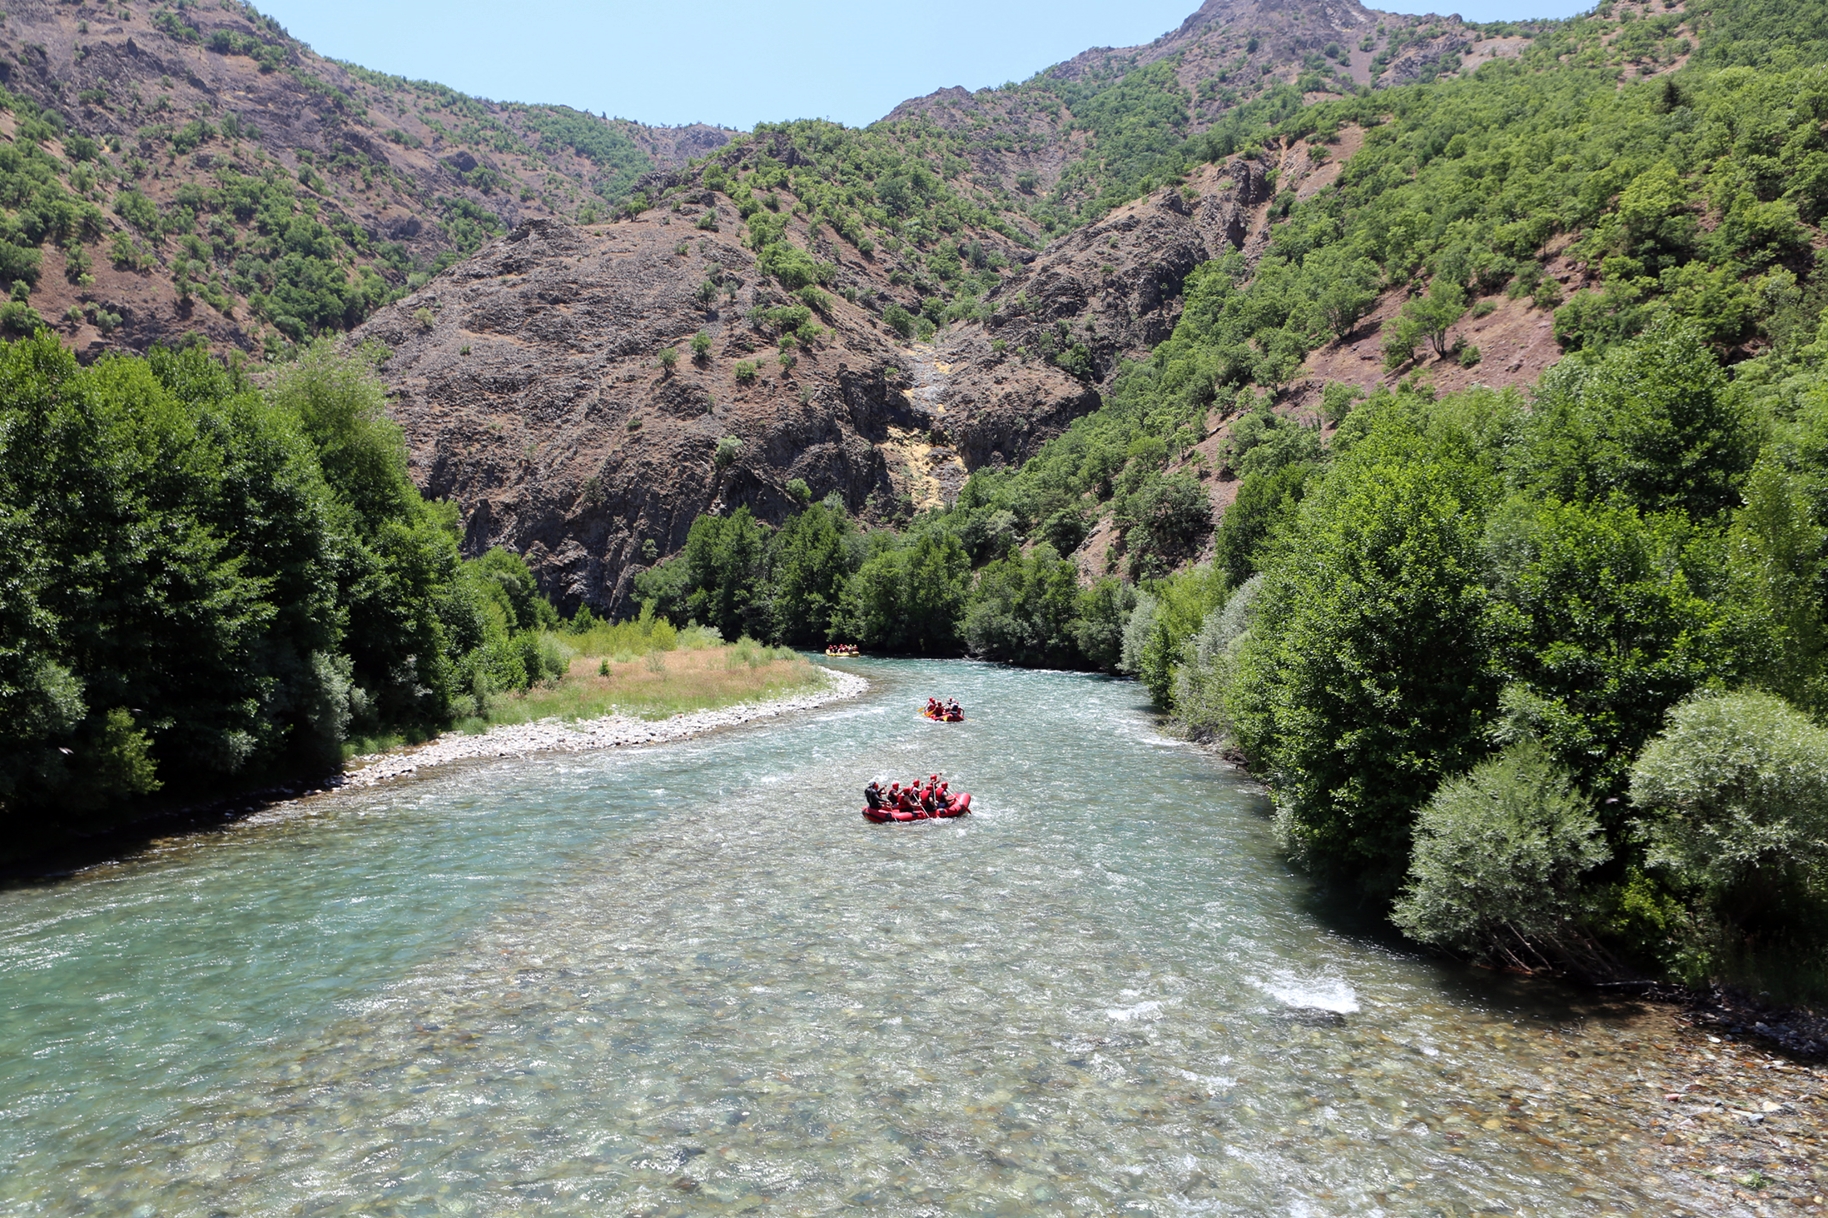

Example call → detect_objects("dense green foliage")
1629 690 1828 983
1183 320 1828 983
0 335 562 855
510 105 653 201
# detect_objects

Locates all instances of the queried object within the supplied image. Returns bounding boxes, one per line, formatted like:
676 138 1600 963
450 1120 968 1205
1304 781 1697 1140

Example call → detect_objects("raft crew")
865 775 957 816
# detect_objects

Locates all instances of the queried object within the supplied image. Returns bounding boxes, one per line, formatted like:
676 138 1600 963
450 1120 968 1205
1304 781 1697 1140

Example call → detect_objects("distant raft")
825 644 861 657
864 793 972 824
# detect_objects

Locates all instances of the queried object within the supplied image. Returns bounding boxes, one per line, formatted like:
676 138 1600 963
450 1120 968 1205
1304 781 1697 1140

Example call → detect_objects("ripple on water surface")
0 661 1753 1214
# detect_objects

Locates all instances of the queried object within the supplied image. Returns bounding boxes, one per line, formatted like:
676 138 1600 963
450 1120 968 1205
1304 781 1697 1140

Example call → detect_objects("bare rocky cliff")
359 130 1367 612
358 204 1098 612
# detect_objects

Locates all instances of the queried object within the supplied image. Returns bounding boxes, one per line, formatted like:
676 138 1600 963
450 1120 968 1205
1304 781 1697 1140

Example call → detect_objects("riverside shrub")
962 544 1082 667
1229 401 1501 895
1630 690 1828 946
1392 740 1611 968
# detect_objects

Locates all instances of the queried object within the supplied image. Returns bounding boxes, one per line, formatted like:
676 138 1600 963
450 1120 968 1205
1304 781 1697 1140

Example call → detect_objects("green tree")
1314 251 1382 340
266 341 471 726
265 340 420 534
1118 472 1212 579
1230 407 1500 895
1483 497 1728 802
764 503 858 645
1390 278 1467 363
837 531 968 654
1213 461 1316 588
1131 563 1227 707
1722 460 1828 711
1072 577 1138 672
1517 322 1758 518
0 334 344 828
465 546 558 633
682 507 768 641
962 544 1083 666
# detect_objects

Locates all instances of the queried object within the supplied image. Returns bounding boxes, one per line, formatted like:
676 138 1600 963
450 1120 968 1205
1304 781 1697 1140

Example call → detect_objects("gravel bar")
337 667 869 788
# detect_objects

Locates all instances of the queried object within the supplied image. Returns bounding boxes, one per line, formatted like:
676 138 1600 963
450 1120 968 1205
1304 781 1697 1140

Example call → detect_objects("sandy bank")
337 667 869 788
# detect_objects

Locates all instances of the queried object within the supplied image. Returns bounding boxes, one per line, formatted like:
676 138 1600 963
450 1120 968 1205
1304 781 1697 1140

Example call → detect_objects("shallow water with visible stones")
0 660 1767 1215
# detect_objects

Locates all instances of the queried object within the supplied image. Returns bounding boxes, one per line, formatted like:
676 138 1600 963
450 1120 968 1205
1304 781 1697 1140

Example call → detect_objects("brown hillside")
352 0 1606 613
0 0 735 355
356 120 1389 612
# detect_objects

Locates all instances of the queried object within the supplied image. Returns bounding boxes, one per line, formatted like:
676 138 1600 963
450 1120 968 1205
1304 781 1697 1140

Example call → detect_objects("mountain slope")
0 0 735 356
4 0 1713 620
886 0 1513 231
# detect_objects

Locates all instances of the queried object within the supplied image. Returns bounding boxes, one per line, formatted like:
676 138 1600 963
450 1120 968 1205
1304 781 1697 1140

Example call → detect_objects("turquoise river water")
0 661 1738 1215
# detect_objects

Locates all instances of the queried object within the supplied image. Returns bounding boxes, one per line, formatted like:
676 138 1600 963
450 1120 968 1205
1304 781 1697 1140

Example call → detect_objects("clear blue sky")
254 0 1596 132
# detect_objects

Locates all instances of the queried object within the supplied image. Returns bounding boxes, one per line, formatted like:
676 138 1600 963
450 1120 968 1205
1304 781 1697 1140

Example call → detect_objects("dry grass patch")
466 638 823 729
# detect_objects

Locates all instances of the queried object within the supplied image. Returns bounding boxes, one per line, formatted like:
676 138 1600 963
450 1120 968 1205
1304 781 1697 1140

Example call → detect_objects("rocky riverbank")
1605 1003 1828 1214
336 666 869 788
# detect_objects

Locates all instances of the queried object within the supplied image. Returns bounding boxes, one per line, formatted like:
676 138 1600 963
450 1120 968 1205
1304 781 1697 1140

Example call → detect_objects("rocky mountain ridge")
883 0 1515 214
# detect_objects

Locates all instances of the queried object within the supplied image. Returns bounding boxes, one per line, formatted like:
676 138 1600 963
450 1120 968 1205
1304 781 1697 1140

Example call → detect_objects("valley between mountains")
349 0 1578 611
8 5 1828 1202
0 0 1579 611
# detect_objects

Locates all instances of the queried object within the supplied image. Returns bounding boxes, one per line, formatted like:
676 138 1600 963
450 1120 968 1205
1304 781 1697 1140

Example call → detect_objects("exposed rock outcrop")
360 124 1381 612
357 207 1102 612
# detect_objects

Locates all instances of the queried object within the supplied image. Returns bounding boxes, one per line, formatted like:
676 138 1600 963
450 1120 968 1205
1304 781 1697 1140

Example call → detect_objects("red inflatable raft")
921 708 965 722
864 793 972 824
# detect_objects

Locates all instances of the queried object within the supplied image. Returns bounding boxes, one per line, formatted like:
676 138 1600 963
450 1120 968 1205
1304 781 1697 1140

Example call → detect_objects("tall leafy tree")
1517 322 1758 519
838 531 968 655
962 544 1082 667
682 507 768 642
1231 403 1501 894
764 503 858 645
1482 497 1728 806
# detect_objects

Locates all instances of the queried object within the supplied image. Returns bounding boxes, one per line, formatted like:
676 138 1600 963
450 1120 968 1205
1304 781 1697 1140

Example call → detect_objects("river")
0 660 1769 1214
